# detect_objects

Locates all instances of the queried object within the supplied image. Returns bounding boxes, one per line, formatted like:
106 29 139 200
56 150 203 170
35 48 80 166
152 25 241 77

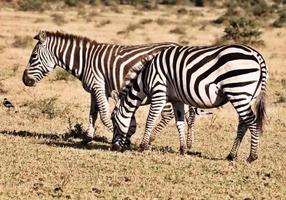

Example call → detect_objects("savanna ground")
0 0 286 199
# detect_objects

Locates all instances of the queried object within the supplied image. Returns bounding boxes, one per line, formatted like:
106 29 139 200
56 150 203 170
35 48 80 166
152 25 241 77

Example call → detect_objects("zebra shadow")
0 130 111 151
126 144 225 161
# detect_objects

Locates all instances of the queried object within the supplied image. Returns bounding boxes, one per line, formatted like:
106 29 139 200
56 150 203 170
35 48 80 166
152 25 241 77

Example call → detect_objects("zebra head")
23 31 57 87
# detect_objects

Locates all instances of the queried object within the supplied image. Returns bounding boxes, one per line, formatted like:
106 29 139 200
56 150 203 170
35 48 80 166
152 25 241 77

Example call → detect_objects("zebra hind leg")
226 118 247 161
186 106 196 152
172 102 187 155
230 97 264 163
150 103 174 144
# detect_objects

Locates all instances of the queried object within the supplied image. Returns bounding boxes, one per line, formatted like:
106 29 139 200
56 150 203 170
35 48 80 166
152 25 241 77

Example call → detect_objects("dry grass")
0 4 286 199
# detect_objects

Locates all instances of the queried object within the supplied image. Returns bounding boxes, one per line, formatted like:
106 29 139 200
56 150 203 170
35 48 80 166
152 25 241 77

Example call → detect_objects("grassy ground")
0 3 286 199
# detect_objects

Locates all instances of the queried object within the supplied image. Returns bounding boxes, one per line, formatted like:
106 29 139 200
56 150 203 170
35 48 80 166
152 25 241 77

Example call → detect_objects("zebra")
22 30 185 145
111 44 268 162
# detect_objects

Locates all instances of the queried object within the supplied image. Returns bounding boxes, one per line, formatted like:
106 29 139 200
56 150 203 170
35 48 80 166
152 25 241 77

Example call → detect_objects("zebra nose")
22 69 35 86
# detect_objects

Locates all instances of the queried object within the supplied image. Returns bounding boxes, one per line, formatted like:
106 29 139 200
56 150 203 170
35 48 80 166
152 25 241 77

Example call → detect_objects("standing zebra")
22 31 182 144
112 44 268 162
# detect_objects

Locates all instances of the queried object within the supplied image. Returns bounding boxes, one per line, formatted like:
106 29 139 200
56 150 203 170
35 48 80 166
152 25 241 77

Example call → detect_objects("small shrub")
281 79 286 88
96 19 111 27
217 17 264 46
64 0 78 6
276 95 286 103
273 9 286 27
12 64 20 73
50 13 67 26
139 18 153 25
117 23 143 35
38 97 58 119
213 0 270 24
169 27 186 35
22 97 58 119
19 0 44 11
12 35 33 48
155 18 169 25
0 82 8 94
54 69 75 81
64 120 86 139
34 18 46 23
0 45 5 53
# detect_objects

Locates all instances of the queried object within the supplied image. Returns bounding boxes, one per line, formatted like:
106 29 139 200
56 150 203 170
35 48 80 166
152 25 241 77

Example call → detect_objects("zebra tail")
254 58 268 135
255 91 266 135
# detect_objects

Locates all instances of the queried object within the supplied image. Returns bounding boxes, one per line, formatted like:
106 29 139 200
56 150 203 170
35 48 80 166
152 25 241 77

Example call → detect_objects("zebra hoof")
111 142 123 152
226 154 236 161
139 143 150 152
247 154 258 163
179 147 187 155
81 136 93 145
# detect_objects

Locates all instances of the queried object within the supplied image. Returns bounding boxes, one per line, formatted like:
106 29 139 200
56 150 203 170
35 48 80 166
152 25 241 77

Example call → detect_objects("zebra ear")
34 31 47 43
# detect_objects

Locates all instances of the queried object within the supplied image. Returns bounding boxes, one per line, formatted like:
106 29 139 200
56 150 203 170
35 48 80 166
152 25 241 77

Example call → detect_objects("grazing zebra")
111 44 268 162
22 30 182 144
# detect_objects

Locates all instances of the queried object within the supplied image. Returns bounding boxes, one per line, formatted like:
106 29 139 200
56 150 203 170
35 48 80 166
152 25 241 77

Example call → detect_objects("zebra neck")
46 35 101 81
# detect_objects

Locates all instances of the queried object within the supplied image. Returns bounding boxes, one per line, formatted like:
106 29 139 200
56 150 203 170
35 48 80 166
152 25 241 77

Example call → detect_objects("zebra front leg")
94 88 113 131
150 103 174 144
82 93 99 144
173 102 187 155
226 118 247 161
186 106 196 152
125 115 137 150
140 99 167 151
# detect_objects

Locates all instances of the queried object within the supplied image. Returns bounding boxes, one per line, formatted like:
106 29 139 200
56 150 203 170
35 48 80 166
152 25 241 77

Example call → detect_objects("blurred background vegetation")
1 0 285 46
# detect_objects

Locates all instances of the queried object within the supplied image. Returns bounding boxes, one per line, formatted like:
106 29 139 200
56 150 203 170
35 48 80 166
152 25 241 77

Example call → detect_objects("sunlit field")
0 1 286 199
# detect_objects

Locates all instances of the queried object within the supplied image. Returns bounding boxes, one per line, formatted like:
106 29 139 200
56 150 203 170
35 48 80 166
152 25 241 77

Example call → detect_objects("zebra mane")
44 31 98 44
119 56 154 100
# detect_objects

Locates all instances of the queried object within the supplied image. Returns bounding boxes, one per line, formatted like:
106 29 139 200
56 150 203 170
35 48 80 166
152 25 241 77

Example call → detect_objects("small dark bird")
3 98 14 109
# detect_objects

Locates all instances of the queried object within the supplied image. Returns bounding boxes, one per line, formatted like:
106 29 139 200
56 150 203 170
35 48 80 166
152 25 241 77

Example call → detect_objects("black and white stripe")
112 44 268 162
22 31 181 143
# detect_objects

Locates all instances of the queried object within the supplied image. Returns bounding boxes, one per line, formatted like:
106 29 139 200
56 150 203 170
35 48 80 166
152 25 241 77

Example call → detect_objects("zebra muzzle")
22 70 36 87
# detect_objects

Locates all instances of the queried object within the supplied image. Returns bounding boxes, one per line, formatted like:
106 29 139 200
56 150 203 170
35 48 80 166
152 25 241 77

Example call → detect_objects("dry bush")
21 97 59 119
12 35 33 48
19 0 45 11
139 18 153 25
34 18 46 23
12 63 20 73
273 8 286 27
0 45 5 53
177 7 188 15
178 36 189 45
0 82 8 94
117 23 143 35
50 13 67 26
169 27 186 35
53 69 76 81
96 19 111 28
155 18 169 25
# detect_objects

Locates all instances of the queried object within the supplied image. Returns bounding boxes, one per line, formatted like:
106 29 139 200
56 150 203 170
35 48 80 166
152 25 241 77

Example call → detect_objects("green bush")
19 0 45 11
12 35 33 48
213 0 270 24
218 17 264 46
273 8 286 27
64 0 78 6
